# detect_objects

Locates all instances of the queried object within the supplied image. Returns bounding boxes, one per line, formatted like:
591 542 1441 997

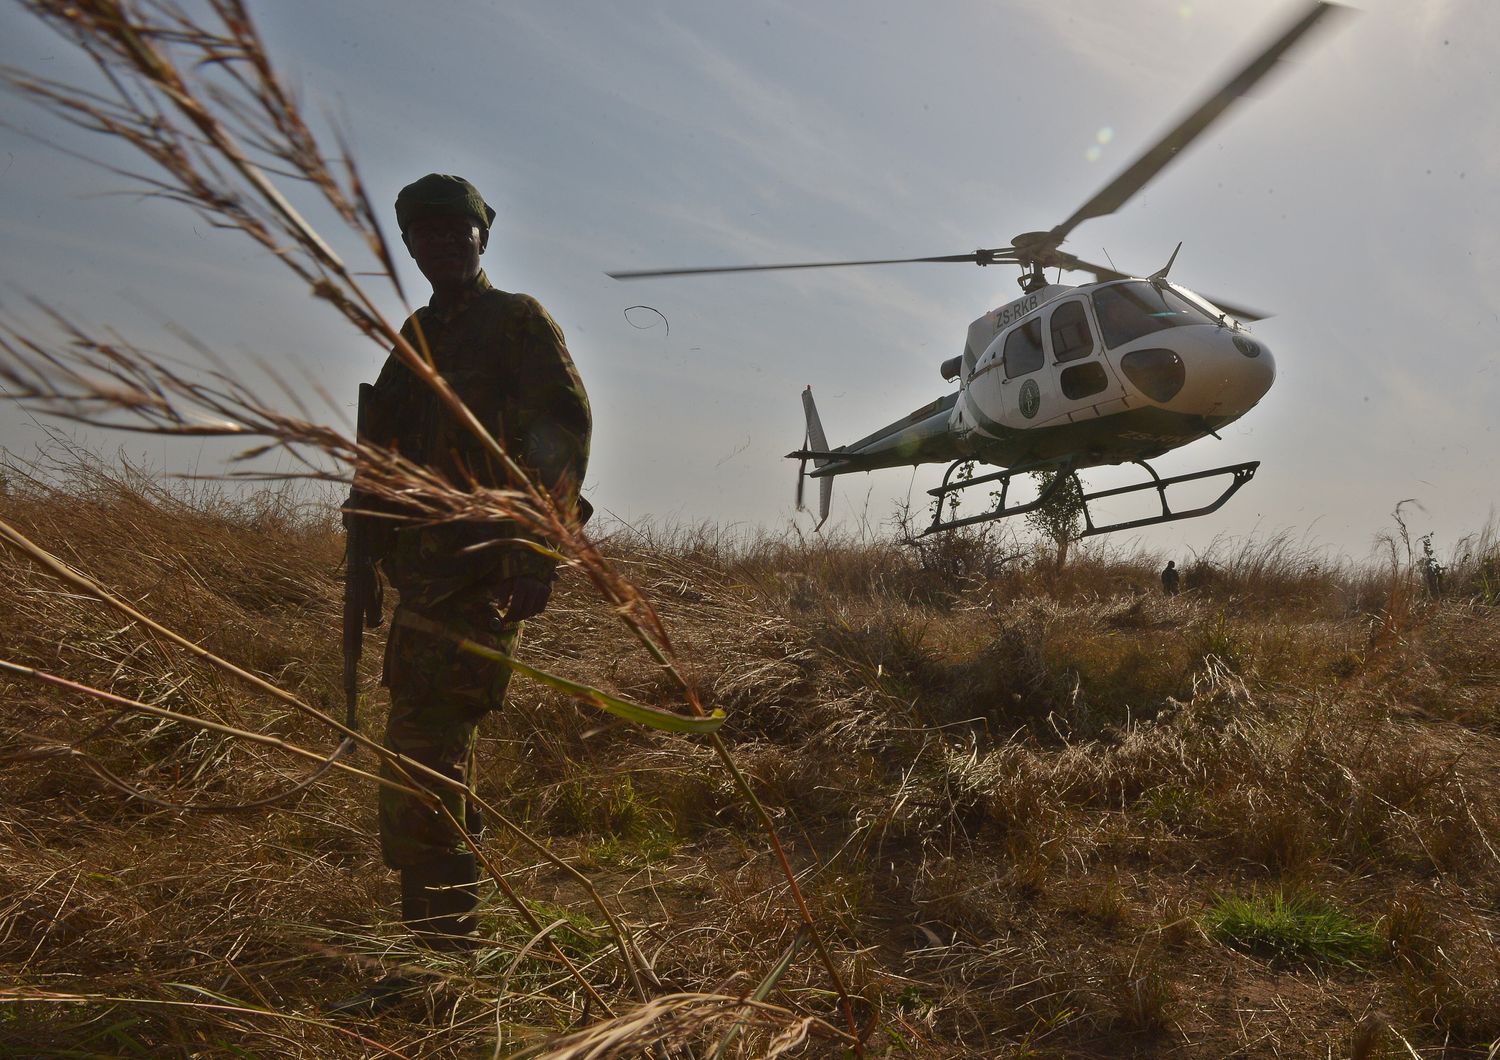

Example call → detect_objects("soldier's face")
404 214 487 290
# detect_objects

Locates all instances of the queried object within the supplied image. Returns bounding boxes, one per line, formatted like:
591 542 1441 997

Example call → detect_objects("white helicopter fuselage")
955 278 1275 465
812 277 1275 479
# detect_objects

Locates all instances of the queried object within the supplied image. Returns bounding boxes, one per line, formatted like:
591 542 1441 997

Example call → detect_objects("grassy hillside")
3 457 1499 1058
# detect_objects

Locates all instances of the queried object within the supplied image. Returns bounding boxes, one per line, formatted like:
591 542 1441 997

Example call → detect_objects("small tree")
1418 533 1445 598
1025 469 1086 570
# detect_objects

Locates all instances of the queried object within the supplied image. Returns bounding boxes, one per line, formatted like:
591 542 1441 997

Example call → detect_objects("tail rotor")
795 386 835 530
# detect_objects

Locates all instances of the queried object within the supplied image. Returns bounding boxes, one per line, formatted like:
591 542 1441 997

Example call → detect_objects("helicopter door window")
1002 318 1045 379
1059 361 1109 400
1092 281 1218 349
1049 301 1094 363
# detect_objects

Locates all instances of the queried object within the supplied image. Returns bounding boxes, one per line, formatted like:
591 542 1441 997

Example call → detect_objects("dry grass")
2 4 1498 1055
4 454 1500 1057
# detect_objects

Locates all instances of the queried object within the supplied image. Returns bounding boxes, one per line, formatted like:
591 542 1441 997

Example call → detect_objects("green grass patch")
1193 612 1246 671
1203 889 1383 967
580 823 676 868
488 898 611 963
1139 784 1199 828
548 773 661 839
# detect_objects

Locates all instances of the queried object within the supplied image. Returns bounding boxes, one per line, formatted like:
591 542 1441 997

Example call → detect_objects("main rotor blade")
1059 255 1130 284
1049 1 1345 245
1180 291 1268 323
607 249 1016 281
1062 255 1268 321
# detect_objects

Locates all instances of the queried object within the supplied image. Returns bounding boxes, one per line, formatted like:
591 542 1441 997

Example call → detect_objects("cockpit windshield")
1091 281 1219 349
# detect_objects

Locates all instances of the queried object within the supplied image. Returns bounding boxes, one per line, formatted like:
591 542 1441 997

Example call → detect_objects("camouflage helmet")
394 174 496 235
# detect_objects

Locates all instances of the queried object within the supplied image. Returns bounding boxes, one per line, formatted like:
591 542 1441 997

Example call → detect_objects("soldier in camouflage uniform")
333 174 590 1013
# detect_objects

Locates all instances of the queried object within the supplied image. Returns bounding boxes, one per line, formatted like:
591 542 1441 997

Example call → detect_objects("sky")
1 0 1497 564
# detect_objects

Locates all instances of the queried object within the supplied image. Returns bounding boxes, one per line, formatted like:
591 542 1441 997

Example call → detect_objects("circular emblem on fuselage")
1019 379 1041 419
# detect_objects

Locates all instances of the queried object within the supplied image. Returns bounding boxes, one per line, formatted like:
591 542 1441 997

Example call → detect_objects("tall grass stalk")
1 0 860 1046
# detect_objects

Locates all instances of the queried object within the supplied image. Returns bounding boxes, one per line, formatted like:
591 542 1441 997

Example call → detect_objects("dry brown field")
3 456 1499 1058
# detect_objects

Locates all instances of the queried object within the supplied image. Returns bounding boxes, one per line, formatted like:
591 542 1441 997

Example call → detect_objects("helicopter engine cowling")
939 356 962 382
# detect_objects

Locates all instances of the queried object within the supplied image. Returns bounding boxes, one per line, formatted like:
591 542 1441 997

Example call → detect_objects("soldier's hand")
495 575 551 624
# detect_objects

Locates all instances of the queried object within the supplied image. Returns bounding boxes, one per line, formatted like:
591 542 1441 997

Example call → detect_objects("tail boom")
791 387 966 529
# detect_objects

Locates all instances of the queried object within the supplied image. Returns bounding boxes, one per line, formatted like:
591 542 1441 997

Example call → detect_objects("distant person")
1161 560 1180 596
332 174 591 1015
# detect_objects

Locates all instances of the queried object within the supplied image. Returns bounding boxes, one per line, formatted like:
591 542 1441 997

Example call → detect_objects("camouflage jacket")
357 271 591 606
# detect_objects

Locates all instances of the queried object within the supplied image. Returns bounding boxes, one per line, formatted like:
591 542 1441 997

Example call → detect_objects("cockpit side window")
1002 318 1045 379
1092 281 1218 349
1049 301 1093 363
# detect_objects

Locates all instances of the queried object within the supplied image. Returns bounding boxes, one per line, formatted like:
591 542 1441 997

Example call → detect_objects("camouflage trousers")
378 590 520 869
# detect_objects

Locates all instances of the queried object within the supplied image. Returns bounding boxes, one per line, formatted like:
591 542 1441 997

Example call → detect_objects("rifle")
343 382 384 736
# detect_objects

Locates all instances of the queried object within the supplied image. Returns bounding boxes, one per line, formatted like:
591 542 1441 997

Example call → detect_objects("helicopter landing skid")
921 459 1260 536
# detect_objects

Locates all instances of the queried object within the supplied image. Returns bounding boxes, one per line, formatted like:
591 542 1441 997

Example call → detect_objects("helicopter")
609 1 1345 536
